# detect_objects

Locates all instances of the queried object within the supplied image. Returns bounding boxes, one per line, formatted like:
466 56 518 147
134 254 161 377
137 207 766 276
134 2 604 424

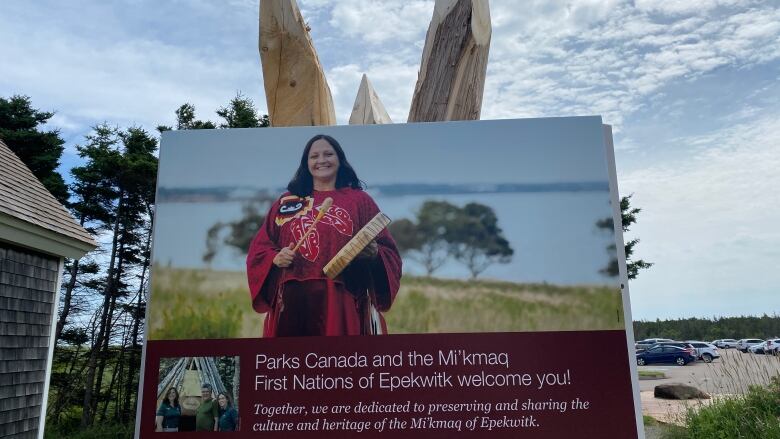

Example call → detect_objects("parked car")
748 341 767 354
636 345 696 366
737 338 764 352
712 339 738 349
685 341 720 362
635 338 675 351
765 339 780 355
654 342 697 359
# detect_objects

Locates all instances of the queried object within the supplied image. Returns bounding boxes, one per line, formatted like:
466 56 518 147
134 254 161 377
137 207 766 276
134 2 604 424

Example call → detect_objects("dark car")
646 342 697 358
636 345 697 366
635 338 675 351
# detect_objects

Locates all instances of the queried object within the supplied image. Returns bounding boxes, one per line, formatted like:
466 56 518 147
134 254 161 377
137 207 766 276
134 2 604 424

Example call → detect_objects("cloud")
481 1 780 128
0 1 267 139
621 108 780 318
326 0 433 44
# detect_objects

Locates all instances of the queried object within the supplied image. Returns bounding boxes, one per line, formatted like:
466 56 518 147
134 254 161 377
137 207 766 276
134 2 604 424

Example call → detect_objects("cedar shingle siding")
0 245 59 438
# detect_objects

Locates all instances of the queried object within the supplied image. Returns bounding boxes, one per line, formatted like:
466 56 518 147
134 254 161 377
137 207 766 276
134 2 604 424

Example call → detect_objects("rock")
654 383 711 400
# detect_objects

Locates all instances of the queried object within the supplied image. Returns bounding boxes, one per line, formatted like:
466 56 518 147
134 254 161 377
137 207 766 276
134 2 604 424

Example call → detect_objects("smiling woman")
246 134 402 337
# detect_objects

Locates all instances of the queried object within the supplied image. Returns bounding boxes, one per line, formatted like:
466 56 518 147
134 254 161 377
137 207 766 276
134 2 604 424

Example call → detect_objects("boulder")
654 383 711 400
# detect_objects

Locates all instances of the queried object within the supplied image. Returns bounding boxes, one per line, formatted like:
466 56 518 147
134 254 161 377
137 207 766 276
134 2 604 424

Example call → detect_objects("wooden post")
349 74 393 125
408 0 491 122
259 0 336 127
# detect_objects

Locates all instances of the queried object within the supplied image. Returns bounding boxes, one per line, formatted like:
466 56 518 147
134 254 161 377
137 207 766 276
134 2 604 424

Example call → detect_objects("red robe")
246 188 402 337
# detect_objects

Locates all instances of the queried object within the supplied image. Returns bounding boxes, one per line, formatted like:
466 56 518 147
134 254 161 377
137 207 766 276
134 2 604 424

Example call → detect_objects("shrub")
664 376 780 438
45 421 133 439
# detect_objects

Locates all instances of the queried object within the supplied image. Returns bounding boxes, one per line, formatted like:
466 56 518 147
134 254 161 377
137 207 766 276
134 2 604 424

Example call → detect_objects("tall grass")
148 266 623 339
388 276 624 333
662 376 780 439
148 266 262 340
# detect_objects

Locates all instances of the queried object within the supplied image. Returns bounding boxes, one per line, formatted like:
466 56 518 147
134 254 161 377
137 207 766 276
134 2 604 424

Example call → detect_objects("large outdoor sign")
136 117 642 437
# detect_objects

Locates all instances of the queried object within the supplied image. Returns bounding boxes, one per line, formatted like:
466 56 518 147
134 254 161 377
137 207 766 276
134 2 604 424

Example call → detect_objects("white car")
748 341 768 354
712 339 738 349
737 338 764 352
765 338 780 355
685 341 720 363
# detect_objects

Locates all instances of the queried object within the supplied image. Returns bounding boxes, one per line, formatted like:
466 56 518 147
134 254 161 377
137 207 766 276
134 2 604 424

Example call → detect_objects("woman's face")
307 139 340 184
218 394 228 408
167 389 177 402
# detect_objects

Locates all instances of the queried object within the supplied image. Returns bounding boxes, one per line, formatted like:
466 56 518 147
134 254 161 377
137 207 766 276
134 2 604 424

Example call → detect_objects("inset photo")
155 356 239 432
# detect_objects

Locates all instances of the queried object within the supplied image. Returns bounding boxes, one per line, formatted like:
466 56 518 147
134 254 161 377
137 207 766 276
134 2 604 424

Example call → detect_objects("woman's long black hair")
287 134 364 197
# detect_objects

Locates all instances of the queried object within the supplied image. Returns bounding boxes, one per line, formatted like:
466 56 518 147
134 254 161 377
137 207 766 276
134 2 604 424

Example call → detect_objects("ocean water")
152 191 617 286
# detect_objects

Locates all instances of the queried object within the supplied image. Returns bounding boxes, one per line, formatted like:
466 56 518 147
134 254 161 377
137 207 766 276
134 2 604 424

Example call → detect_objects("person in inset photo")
217 392 238 432
155 387 181 432
246 134 402 337
195 383 219 431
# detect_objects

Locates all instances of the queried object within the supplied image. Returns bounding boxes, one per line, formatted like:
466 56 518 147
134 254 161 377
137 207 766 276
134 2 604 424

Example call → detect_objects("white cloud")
327 0 433 44
621 109 780 318
0 1 267 138
635 0 755 16
481 1 780 127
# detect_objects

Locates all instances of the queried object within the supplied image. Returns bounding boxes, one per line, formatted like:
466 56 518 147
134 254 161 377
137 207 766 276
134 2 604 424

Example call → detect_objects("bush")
45 422 133 439
664 376 780 438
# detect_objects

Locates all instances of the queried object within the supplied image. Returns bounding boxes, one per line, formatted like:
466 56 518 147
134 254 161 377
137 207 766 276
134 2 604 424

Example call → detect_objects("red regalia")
246 188 402 336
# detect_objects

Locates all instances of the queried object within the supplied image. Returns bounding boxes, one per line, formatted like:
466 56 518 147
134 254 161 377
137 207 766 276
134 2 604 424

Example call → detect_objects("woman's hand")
273 244 295 268
356 240 378 260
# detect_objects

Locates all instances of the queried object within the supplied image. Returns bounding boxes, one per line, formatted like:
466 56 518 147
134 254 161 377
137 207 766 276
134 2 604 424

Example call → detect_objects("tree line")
634 315 780 342
0 93 266 436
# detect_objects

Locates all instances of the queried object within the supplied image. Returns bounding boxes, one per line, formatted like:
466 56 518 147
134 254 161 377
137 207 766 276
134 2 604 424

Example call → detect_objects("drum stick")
292 197 333 253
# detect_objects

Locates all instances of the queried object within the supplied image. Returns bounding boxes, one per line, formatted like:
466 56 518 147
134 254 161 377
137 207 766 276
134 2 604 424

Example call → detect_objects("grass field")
148 265 624 340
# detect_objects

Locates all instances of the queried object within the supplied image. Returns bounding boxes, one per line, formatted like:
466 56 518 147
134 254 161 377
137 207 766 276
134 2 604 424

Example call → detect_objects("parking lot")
638 349 780 395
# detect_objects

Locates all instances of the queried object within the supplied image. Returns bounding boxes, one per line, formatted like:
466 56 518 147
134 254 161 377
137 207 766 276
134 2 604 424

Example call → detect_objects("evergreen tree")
81 126 158 427
169 103 216 130
598 194 653 280
0 95 69 202
56 124 122 345
216 92 269 128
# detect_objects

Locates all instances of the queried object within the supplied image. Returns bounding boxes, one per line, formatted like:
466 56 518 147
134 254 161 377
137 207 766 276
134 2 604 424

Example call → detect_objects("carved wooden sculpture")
258 0 491 125
259 0 336 126
349 74 393 125
408 0 491 122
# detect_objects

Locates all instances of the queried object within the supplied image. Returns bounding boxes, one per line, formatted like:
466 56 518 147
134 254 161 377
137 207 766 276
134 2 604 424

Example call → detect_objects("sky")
1 0 778 320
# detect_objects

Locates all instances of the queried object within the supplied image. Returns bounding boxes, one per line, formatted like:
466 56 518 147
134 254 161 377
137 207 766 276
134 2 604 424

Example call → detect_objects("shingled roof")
0 138 96 258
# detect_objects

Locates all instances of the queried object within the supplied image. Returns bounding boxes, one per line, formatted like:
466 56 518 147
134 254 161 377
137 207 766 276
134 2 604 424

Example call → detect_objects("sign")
136 117 641 437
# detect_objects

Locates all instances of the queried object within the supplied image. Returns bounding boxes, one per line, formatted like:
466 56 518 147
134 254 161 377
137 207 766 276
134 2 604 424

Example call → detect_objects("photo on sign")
147 118 624 339
155 356 240 432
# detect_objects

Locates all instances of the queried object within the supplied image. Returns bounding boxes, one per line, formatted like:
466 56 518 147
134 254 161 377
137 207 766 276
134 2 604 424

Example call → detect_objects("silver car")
685 341 720 362
712 339 738 348
737 338 764 352
748 341 768 354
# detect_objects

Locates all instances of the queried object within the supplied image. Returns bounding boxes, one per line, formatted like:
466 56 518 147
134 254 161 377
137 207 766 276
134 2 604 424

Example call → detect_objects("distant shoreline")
157 181 610 203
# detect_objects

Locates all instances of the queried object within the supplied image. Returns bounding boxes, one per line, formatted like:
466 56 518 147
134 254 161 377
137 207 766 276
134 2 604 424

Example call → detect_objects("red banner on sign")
140 330 637 438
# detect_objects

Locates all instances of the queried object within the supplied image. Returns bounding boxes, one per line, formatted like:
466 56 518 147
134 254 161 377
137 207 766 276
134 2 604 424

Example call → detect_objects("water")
152 191 617 286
